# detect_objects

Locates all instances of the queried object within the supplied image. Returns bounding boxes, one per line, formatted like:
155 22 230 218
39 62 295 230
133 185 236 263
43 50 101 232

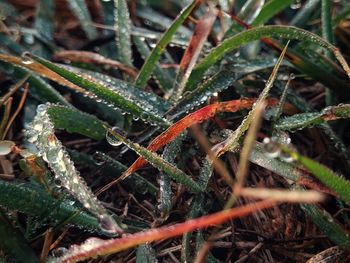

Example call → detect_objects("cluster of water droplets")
26 103 122 235
262 136 294 163
59 65 170 126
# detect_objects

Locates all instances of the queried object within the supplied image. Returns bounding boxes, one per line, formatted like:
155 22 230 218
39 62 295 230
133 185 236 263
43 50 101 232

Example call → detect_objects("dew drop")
279 151 294 163
262 137 280 158
106 126 124 146
21 51 33 65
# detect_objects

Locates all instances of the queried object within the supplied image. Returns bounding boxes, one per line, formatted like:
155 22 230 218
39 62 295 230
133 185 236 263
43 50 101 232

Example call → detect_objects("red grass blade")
121 98 278 179
54 199 277 263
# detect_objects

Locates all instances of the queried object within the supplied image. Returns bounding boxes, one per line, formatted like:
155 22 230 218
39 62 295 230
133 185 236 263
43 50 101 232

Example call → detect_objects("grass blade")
251 0 294 26
67 0 97 40
114 0 133 66
49 200 277 263
186 25 350 91
134 0 201 88
275 104 350 131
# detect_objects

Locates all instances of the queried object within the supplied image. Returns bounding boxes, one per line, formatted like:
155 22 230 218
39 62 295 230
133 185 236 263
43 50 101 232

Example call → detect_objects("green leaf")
0 210 39 263
67 0 97 40
134 0 200 88
114 0 133 66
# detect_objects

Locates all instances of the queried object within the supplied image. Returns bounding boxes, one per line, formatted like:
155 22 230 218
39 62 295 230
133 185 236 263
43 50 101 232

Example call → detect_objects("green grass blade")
0 210 39 263
47 105 107 140
134 0 200 88
186 25 348 91
301 204 350 248
275 104 350 131
19 54 170 127
215 43 288 156
34 0 54 42
114 0 133 66
0 181 100 231
290 0 320 27
251 0 294 26
67 0 97 40
106 127 202 193
136 244 157 263
133 36 173 91
283 148 350 206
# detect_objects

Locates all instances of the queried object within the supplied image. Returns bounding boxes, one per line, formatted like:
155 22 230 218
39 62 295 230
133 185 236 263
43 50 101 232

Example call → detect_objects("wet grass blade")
0 210 39 263
105 127 202 193
275 104 350 131
34 0 54 42
114 0 133 66
67 0 97 40
47 105 107 140
283 148 350 206
49 200 277 263
134 0 201 88
301 204 350 249
123 98 278 178
0 54 170 127
251 0 294 26
133 36 173 91
0 180 100 231
186 25 350 91
213 44 287 157
170 6 218 103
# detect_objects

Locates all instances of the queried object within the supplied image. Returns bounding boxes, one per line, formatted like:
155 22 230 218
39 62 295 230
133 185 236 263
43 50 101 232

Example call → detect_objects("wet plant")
0 0 350 262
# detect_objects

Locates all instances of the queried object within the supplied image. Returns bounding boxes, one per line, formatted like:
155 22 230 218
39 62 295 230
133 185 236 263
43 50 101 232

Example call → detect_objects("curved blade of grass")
170 6 218 103
213 43 287 157
0 180 100 231
0 210 39 263
186 25 350 91
134 0 201 88
275 104 350 131
105 126 202 193
282 148 350 206
0 54 170 127
251 0 294 26
123 98 278 178
114 0 133 66
67 0 97 40
49 200 276 263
